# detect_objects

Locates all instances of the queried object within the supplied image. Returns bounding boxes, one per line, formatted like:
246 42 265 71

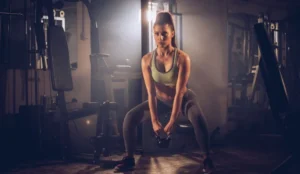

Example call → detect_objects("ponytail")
154 12 177 48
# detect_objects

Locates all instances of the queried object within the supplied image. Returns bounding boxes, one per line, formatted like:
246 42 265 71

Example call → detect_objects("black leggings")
123 89 210 156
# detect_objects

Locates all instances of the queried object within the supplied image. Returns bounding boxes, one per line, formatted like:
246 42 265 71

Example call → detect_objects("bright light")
139 9 157 22
86 120 90 125
139 2 159 23
147 10 157 22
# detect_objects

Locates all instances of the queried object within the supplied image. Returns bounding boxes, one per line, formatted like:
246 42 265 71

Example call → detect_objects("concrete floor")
4 142 289 174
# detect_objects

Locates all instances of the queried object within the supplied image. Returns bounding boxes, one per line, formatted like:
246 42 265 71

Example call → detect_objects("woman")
114 12 214 173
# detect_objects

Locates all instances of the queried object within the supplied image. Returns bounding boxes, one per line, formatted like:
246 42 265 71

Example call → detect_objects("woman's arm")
141 55 158 123
169 54 191 123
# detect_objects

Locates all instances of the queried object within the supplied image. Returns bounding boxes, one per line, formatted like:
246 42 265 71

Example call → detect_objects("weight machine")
227 11 299 173
254 22 299 174
35 0 123 166
0 0 125 169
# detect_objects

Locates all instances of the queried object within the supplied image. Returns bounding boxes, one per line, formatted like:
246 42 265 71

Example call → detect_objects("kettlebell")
155 134 172 148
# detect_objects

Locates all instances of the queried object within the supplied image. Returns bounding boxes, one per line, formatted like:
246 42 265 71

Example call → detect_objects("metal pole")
141 0 149 57
8 0 17 114
141 0 149 101
24 0 29 106
139 0 149 148
0 12 23 16
0 0 7 128
31 0 38 105
81 0 104 102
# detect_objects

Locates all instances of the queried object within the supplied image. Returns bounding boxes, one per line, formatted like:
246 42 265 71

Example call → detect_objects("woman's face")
153 24 174 48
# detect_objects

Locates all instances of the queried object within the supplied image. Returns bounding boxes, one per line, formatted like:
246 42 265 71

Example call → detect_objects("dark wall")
1 0 28 69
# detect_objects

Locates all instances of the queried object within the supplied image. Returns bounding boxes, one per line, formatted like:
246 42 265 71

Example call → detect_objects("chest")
155 56 174 73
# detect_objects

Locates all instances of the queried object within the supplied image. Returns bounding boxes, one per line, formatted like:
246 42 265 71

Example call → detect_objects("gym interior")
0 0 299 173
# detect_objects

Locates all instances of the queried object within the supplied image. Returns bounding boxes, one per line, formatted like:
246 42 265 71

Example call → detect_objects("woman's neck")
156 45 174 57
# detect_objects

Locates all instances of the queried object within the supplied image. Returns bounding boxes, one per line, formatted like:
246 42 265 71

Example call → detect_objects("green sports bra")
151 48 179 87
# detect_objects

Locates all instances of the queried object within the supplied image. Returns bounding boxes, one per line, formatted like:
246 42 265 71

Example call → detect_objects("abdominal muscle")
154 82 187 106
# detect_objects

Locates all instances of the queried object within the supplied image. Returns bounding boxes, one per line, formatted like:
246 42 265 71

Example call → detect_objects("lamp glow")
86 120 90 125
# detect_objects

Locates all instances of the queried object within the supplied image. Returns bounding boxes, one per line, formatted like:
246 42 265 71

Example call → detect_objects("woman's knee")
123 110 138 128
187 109 200 124
185 100 203 115
185 89 197 100
187 104 207 125
123 103 147 129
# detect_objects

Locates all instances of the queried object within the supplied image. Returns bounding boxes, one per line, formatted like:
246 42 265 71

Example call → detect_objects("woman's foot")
202 157 214 174
114 156 135 173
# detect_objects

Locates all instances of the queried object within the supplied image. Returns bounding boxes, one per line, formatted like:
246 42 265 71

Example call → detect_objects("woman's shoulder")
141 52 153 66
176 49 189 57
176 49 190 63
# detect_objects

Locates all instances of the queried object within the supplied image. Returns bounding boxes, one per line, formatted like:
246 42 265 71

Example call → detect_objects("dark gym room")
0 0 299 173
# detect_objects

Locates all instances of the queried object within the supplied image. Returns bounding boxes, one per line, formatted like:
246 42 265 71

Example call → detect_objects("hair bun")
155 12 173 24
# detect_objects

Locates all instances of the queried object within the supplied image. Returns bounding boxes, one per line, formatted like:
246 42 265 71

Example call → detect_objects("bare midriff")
154 81 187 105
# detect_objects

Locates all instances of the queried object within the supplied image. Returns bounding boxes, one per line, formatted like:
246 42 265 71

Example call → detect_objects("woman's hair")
154 12 177 48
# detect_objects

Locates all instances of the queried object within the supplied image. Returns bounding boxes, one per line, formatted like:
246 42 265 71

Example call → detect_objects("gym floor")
4 136 290 174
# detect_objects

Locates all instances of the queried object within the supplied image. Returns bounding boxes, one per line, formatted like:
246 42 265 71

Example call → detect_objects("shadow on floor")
174 164 202 174
74 165 104 174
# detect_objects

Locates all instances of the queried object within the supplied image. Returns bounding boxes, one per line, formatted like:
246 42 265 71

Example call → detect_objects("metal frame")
42 16 65 31
172 12 183 50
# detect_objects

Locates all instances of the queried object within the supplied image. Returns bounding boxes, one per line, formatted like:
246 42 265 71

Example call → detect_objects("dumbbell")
155 134 172 148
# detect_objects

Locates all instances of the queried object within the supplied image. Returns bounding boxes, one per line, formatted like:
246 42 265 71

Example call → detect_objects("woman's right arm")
141 54 158 123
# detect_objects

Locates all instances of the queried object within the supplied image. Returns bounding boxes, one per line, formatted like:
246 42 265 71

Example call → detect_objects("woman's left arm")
169 54 191 123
